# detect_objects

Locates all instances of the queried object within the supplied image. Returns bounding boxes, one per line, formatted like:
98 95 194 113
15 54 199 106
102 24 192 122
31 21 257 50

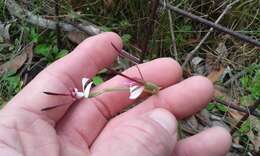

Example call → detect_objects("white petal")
84 81 94 98
75 91 84 99
129 85 144 100
82 78 89 91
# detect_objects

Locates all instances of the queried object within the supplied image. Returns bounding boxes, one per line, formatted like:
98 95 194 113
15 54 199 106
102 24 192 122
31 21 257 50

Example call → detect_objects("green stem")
89 87 129 97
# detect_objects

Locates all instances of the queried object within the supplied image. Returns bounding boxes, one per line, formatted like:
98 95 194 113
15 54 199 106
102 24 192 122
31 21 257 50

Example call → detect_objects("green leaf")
122 34 132 44
240 95 255 107
100 26 112 32
257 104 260 111
6 75 21 92
5 71 17 77
207 103 216 111
55 49 68 59
119 20 130 28
240 76 250 89
0 98 3 106
180 25 192 31
92 76 104 85
216 104 228 113
0 74 22 99
250 69 260 98
35 44 50 57
30 28 39 43
239 120 251 134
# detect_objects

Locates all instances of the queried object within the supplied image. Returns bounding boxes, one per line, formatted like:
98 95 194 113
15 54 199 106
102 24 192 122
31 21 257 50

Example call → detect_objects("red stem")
106 67 144 85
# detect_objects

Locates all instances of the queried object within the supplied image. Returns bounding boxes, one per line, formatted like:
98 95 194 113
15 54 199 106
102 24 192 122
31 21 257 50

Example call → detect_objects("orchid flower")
41 77 94 111
129 82 144 100
72 78 94 99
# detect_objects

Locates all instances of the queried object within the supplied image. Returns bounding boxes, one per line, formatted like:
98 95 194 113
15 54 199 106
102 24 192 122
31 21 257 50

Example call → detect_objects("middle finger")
57 58 182 145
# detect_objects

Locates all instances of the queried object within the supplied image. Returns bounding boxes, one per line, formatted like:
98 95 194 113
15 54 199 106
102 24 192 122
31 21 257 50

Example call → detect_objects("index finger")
4 32 122 122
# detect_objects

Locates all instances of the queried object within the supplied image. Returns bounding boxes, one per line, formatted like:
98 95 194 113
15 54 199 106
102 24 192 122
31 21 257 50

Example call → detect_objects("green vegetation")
0 71 22 105
240 64 260 99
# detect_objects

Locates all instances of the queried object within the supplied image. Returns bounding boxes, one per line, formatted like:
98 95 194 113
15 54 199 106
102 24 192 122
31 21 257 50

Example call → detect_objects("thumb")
91 108 177 156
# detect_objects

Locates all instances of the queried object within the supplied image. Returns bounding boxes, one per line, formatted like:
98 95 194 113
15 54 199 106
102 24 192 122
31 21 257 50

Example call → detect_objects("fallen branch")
5 0 101 36
5 0 140 63
159 0 260 48
213 97 260 118
182 0 240 68
230 98 260 134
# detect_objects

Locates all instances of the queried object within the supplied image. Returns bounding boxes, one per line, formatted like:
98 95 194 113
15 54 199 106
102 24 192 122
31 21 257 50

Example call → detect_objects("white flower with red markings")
128 82 144 100
72 78 93 99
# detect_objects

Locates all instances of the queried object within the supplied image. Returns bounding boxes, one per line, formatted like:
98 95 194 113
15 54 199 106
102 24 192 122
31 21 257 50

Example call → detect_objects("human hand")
0 32 231 156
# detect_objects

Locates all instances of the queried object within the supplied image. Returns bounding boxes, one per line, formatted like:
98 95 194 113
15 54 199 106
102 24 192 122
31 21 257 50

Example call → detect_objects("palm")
0 33 231 156
0 111 89 156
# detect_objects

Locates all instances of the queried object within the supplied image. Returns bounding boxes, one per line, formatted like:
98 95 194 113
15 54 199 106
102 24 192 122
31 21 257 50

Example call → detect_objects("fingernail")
148 109 177 135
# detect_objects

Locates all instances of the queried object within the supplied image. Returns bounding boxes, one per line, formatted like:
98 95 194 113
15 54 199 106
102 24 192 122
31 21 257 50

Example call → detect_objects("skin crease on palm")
0 32 232 156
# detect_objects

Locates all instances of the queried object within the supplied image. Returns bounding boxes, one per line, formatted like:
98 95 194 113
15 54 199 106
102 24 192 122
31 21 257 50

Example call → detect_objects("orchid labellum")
72 78 94 99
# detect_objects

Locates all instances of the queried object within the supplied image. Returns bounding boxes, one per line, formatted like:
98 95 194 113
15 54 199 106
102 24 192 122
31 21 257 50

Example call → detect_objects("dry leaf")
67 31 88 44
0 44 33 75
228 109 244 121
0 53 27 75
214 85 229 98
207 65 225 83
181 115 199 134
25 44 34 68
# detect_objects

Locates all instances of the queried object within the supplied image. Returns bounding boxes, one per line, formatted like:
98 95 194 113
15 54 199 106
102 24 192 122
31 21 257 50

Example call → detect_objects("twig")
230 98 260 134
159 0 260 48
224 70 246 87
140 0 159 62
213 97 260 117
55 0 61 50
182 0 240 68
167 1 178 61
5 0 101 35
